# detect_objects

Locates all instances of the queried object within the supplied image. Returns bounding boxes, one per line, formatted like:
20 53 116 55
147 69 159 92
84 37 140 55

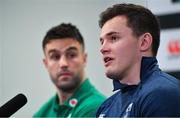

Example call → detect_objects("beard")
58 76 81 92
50 73 82 93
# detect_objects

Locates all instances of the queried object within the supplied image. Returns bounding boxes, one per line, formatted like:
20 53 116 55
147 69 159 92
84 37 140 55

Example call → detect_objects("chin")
106 72 115 80
106 70 120 80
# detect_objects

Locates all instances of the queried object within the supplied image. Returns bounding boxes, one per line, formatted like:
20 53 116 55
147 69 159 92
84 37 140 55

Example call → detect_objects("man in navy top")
96 3 180 117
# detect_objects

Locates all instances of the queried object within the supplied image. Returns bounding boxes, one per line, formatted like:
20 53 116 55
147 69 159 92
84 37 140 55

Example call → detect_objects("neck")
119 59 141 85
56 77 85 105
57 89 74 105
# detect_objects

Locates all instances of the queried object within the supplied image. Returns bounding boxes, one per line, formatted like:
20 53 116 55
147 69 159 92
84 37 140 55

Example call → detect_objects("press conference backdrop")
0 1 2 106
0 2 2 104
148 0 180 79
0 0 146 116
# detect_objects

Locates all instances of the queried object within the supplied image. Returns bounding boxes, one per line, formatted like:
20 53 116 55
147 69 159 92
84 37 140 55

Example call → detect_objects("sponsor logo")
168 39 180 55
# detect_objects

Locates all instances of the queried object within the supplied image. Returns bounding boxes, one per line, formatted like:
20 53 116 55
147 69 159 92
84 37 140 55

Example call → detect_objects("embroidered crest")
69 98 77 107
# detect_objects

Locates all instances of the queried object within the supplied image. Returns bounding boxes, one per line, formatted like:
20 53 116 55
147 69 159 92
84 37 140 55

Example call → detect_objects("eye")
111 36 119 42
67 51 78 59
100 38 104 45
49 53 60 61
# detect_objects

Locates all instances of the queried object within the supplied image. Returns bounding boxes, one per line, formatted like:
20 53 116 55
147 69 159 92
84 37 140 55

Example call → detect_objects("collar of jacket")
113 56 158 92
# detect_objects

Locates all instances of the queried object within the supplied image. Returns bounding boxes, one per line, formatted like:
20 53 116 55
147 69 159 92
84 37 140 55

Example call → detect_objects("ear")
43 58 48 69
83 53 87 67
139 32 153 53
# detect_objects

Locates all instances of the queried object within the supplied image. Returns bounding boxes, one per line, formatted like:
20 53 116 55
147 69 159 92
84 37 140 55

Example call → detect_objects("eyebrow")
48 46 78 54
66 46 78 52
106 31 120 36
100 31 120 42
47 49 59 56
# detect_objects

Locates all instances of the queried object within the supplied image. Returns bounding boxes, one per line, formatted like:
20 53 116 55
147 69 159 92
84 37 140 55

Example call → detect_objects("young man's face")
43 38 87 92
100 16 141 81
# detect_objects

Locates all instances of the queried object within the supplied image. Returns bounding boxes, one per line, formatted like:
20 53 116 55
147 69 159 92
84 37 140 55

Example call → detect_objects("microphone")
0 93 27 117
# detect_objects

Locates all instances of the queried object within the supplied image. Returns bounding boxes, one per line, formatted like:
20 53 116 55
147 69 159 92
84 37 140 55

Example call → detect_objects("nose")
100 41 110 55
59 56 68 69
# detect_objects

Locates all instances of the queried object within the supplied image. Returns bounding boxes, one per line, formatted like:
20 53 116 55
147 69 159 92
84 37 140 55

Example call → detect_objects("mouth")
59 72 72 77
104 57 113 66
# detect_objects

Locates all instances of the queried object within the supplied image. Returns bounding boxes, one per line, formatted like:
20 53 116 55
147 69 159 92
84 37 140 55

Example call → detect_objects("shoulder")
141 85 180 103
137 80 180 116
72 96 105 117
81 80 106 105
72 89 106 117
76 90 106 110
140 72 180 106
142 70 180 94
152 70 179 86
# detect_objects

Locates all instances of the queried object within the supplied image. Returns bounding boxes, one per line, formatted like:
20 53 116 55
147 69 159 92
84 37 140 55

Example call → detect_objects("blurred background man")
34 23 106 117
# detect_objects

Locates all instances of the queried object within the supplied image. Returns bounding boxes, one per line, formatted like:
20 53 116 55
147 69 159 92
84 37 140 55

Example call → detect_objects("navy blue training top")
96 57 180 117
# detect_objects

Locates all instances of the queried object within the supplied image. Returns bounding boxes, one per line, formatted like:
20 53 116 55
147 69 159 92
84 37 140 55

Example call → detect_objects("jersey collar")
53 79 93 109
113 57 158 92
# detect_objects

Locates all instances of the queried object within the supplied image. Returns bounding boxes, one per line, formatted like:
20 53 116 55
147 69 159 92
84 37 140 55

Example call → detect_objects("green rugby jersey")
33 79 106 117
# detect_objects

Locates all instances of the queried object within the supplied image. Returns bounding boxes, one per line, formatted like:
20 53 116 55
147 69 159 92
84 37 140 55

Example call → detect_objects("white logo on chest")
123 103 133 118
98 114 105 118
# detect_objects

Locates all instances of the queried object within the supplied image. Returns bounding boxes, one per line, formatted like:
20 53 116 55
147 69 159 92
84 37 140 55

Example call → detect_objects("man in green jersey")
34 23 106 117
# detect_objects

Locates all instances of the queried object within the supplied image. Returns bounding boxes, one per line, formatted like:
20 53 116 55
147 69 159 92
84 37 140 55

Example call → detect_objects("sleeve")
139 87 180 117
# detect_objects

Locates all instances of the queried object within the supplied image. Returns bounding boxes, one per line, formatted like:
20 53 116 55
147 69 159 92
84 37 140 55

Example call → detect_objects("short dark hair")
42 23 85 52
99 3 160 56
